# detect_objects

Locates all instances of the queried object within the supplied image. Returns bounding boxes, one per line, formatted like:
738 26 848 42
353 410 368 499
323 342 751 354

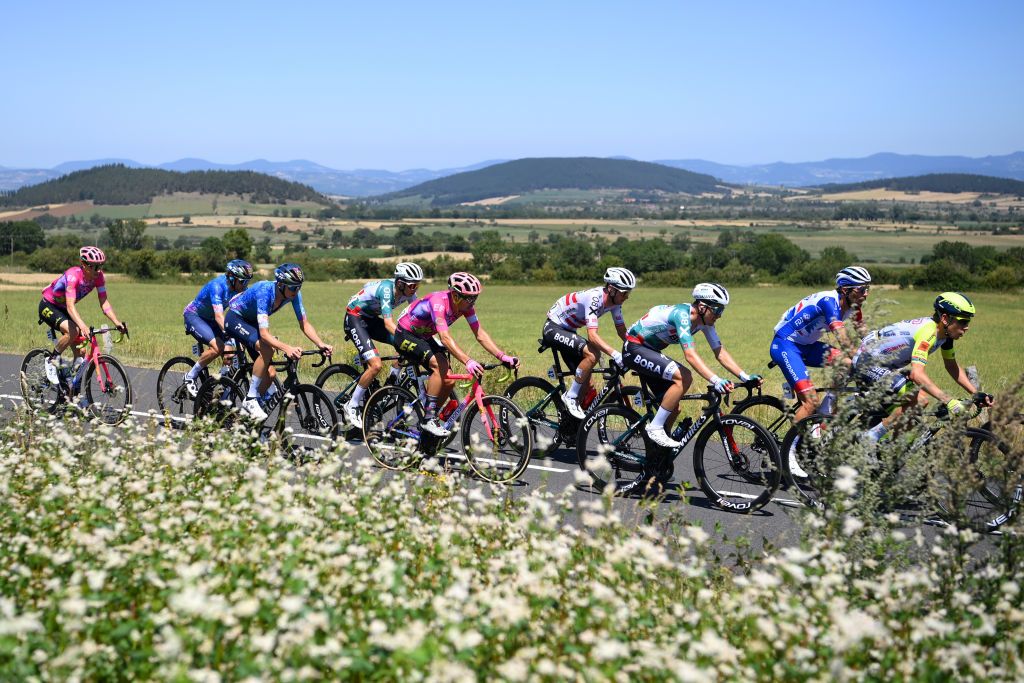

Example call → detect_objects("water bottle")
782 382 794 400
547 366 556 380
671 417 693 441
439 398 458 421
219 363 233 378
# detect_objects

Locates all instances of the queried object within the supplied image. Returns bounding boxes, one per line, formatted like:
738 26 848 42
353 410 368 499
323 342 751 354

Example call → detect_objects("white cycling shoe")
787 447 809 479
183 377 200 399
342 401 363 430
422 417 451 438
45 359 60 385
560 391 586 420
241 397 268 422
645 424 682 450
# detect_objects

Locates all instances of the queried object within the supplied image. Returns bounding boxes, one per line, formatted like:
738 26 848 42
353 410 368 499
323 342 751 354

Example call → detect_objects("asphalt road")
1 351 805 549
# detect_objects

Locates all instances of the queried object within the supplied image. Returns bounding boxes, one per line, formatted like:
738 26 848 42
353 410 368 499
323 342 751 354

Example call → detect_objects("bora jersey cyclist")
623 303 722 396
346 278 417 359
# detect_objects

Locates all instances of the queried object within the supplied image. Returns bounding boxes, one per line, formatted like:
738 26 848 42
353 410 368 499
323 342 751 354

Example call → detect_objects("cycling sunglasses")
952 316 972 325
845 285 870 295
285 284 302 293
702 302 725 317
455 293 478 305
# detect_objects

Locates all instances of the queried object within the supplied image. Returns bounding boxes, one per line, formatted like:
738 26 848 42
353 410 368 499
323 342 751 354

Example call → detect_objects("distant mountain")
377 157 726 205
816 173 1024 195
656 152 1024 186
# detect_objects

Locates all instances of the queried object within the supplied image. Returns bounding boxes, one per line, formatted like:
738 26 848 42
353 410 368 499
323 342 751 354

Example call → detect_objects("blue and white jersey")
227 280 306 329
626 303 721 352
183 275 232 320
773 290 859 345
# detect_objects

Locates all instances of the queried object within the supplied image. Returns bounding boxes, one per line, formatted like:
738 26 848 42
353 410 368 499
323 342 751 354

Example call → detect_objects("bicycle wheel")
82 355 133 425
934 427 1020 532
730 395 790 449
461 395 533 482
156 356 208 424
362 386 423 470
576 404 646 492
504 376 562 457
271 384 339 454
20 348 61 412
194 377 246 428
692 414 781 513
315 363 377 429
778 415 834 508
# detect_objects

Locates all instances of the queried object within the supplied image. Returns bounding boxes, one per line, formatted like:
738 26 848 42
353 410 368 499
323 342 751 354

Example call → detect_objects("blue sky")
3 0 1022 169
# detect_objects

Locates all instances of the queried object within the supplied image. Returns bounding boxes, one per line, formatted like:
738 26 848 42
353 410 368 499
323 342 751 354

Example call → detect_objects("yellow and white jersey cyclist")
341 262 423 428
542 267 634 419
621 283 760 451
854 291 992 442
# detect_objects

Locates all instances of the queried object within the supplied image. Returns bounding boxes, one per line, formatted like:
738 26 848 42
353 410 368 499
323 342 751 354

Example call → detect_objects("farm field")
2 282 1021 397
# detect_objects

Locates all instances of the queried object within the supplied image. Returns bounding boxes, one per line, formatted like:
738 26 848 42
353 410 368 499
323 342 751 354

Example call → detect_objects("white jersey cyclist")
855 317 955 370
547 286 626 331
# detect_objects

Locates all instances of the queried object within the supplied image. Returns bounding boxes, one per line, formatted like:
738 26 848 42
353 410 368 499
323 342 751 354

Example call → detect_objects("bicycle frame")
68 326 128 397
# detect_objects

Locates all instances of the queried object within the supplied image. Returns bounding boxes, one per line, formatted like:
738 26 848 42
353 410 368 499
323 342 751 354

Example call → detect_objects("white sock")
651 407 673 430
388 365 402 379
866 423 888 442
351 385 367 405
186 362 203 380
566 380 583 400
247 376 263 399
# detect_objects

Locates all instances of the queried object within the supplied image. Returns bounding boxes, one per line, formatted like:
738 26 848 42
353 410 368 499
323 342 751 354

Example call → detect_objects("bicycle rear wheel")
934 426 1020 532
362 386 423 470
20 348 62 412
504 376 562 456
83 355 133 425
730 395 789 449
693 414 781 513
194 377 246 428
461 395 532 482
156 356 207 425
315 363 377 431
270 384 339 455
576 404 646 492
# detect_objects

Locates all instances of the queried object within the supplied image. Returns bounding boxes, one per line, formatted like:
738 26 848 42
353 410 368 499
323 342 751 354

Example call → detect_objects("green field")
2 283 1021 397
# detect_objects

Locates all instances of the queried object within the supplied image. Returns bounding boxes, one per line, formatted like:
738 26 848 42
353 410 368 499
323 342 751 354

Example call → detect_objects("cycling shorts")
184 310 226 346
622 341 686 402
770 337 836 394
224 311 260 359
38 299 70 331
852 363 912 396
345 313 393 361
393 328 447 368
541 320 587 373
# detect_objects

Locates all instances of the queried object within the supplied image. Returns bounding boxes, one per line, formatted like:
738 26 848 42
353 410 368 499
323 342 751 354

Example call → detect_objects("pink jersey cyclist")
42 266 108 307
397 290 479 338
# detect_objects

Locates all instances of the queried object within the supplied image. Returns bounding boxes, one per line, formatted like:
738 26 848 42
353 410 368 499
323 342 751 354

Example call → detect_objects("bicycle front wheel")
693 414 781 513
362 386 423 470
504 376 562 456
83 355 133 425
316 363 376 431
934 426 1020 532
20 348 61 412
156 356 207 425
576 404 646 492
461 395 533 482
194 377 246 428
778 414 834 508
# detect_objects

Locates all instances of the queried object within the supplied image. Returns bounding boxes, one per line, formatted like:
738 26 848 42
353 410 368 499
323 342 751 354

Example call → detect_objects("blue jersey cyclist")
180 259 253 398
622 283 760 451
770 266 871 425
341 261 424 428
224 263 333 421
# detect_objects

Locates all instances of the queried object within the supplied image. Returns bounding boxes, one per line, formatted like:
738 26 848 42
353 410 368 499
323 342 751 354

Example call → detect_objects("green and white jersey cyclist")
621 283 761 450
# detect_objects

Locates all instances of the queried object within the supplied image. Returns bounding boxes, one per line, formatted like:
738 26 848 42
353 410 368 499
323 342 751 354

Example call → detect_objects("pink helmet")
448 272 482 297
80 246 106 265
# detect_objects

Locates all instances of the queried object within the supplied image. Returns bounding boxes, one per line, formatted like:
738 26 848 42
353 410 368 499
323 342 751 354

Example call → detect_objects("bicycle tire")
692 414 781 513
271 384 339 454
461 395 533 482
315 363 378 429
576 404 647 492
504 376 563 457
156 356 208 424
362 385 423 471
934 426 1020 532
777 414 835 507
20 348 62 412
730 395 790 448
194 376 246 428
83 355 133 425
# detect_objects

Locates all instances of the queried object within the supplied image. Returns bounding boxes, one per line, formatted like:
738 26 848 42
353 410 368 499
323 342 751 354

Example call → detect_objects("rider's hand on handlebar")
739 372 763 386
711 375 734 393
499 354 520 369
973 391 994 408
610 350 624 369
116 322 128 335
285 345 303 360
946 397 967 415
319 344 333 357
466 358 485 379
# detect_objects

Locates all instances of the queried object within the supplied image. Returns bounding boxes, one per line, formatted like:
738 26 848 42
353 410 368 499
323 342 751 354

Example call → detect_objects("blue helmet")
226 259 253 281
836 266 871 288
274 263 305 286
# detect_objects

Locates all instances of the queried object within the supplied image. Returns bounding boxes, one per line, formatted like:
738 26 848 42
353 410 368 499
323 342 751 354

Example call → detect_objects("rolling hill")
374 157 727 205
816 173 1024 195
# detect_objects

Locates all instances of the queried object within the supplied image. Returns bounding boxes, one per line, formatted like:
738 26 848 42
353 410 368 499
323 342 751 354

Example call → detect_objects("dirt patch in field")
459 195 521 206
0 201 95 221
369 251 460 263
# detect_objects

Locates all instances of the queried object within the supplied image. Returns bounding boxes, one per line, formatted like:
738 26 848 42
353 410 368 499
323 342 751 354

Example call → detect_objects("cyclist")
622 283 760 450
543 267 635 419
853 291 992 442
224 263 333 421
180 259 254 398
770 266 871 424
393 271 519 437
39 246 126 384
341 261 424 428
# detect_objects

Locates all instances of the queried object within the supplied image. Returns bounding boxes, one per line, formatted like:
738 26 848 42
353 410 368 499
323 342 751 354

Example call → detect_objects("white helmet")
394 262 424 283
603 267 636 291
835 266 871 288
692 282 730 307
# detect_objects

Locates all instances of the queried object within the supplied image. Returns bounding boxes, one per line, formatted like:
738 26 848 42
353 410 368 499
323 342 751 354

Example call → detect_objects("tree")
105 219 148 250
200 237 227 270
222 228 252 259
254 237 272 262
0 221 46 255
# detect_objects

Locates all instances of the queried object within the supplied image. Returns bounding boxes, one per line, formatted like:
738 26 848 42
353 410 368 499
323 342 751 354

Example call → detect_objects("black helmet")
226 259 253 281
274 263 305 286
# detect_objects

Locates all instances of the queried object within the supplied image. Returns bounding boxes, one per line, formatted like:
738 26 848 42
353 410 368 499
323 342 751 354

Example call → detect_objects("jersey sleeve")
256 288 272 329
820 298 844 331
64 269 81 300
702 326 722 350
939 337 956 360
910 322 938 365
210 280 225 312
464 306 480 332
378 281 396 318
611 305 625 327
292 292 307 322
95 271 108 303
431 297 450 333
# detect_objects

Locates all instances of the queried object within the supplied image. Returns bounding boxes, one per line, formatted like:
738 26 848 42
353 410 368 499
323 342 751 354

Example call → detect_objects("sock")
186 362 203 381
350 385 367 406
866 423 888 442
566 380 583 400
651 407 673 430
247 375 263 399
819 391 836 415
388 365 402 380
424 394 439 419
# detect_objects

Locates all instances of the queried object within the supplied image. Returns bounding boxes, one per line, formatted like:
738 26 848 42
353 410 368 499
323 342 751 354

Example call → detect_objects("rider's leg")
248 340 275 398
423 353 452 419
352 354 382 406
652 367 690 432
565 344 598 400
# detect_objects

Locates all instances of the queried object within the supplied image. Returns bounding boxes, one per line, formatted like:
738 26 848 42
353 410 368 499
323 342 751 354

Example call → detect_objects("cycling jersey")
183 274 232 320
396 290 478 337
547 286 625 331
346 279 414 319
773 290 860 345
226 280 306 329
625 304 721 353
855 317 955 369
41 266 107 306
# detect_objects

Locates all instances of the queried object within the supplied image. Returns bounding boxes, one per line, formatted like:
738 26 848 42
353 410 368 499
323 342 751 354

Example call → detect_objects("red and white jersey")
547 286 625 331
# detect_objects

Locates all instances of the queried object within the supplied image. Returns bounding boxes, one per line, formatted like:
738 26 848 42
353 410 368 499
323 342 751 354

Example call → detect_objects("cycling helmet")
836 266 872 288
692 282 730 307
80 246 106 265
226 259 254 281
448 271 483 296
274 263 305 286
934 291 975 318
394 262 424 283
603 267 637 291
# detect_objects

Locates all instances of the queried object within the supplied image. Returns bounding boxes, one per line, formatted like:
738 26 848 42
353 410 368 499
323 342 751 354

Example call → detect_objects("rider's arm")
615 321 628 342
943 357 978 394
907 362 950 404
470 323 508 360
382 315 397 336
299 318 331 353
710 345 747 380
437 328 472 365
683 347 723 384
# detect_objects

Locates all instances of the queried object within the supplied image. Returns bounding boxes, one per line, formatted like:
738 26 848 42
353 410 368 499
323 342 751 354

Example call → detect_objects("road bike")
576 377 781 512
504 337 640 456
156 337 245 425
20 323 133 425
361 363 532 483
